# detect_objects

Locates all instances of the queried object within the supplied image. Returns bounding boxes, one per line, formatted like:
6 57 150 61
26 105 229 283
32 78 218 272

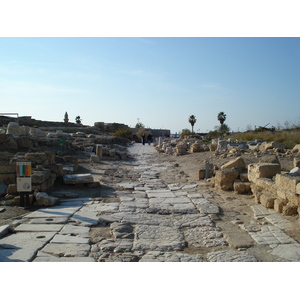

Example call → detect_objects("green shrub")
180 129 192 139
112 129 133 139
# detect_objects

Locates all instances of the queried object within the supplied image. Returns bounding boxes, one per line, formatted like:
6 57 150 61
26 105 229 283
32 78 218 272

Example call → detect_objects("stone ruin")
155 136 300 217
0 121 132 207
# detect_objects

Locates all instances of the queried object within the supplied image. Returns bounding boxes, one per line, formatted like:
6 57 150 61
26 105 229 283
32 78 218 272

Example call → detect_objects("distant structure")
64 112 69 124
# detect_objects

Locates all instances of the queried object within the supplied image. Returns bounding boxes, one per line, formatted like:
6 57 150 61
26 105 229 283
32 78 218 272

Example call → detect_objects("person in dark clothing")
142 133 146 145
147 133 152 145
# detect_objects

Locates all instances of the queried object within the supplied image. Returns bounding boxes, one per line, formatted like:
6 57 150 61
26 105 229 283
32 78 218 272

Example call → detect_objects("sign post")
16 162 32 206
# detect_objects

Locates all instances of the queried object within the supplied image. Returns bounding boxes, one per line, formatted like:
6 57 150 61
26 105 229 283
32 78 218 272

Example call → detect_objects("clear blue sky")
1 37 299 133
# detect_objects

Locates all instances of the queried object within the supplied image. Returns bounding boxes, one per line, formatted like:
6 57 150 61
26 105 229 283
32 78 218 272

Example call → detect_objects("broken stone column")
96 144 103 159
6 122 20 137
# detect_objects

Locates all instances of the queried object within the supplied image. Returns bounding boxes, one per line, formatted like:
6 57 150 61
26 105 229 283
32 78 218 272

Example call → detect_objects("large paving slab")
70 205 99 226
207 250 259 262
14 224 64 232
36 244 92 258
271 244 300 261
133 225 185 251
50 234 90 244
139 251 206 262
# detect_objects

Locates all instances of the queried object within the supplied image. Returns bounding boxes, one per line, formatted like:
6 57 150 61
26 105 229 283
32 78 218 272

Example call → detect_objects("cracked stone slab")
29 217 69 224
23 206 81 219
148 196 196 212
146 190 176 198
70 206 99 226
207 250 258 262
98 212 213 228
39 243 91 257
191 198 220 215
97 252 141 262
51 234 90 244
133 225 185 251
98 239 133 253
184 226 227 247
33 255 95 262
248 225 298 247
14 224 64 232
94 202 120 214
251 204 276 220
182 184 198 190
60 224 90 235
0 248 37 262
0 232 56 249
271 244 300 261
117 182 142 190
264 213 294 231
139 251 206 262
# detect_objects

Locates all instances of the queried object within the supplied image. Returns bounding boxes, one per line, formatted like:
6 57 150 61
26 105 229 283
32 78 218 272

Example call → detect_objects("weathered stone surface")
221 157 246 171
50 234 90 244
70 206 99 226
63 173 94 185
140 251 206 262
207 250 258 262
98 239 133 253
282 203 298 216
248 163 281 183
276 173 300 194
60 224 90 235
233 181 251 194
271 244 300 261
110 222 134 239
184 226 227 247
214 169 239 191
133 225 185 251
260 191 276 208
24 152 48 164
14 224 64 232
191 198 219 214
35 192 59 206
40 243 90 257
0 225 10 238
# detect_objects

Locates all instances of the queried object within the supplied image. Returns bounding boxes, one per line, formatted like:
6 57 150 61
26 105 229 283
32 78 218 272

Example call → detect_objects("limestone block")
17 137 33 149
0 173 16 185
239 173 248 182
0 162 16 174
233 181 251 194
176 143 187 154
48 164 64 177
0 134 18 151
31 170 51 184
294 158 300 168
63 174 94 185
35 192 59 206
248 163 281 183
25 152 48 164
220 157 246 172
214 169 239 191
259 191 276 208
6 183 17 194
90 154 100 163
274 198 288 213
190 142 203 153
275 174 300 194
255 178 277 194
291 144 300 154
217 140 228 151
282 203 298 216
6 122 20 136
209 143 218 151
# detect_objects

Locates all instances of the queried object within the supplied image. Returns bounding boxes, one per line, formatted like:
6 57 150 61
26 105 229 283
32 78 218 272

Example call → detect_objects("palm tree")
217 112 226 125
188 115 197 133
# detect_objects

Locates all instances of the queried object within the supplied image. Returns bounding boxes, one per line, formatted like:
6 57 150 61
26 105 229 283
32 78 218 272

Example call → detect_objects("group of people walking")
142 133 152 145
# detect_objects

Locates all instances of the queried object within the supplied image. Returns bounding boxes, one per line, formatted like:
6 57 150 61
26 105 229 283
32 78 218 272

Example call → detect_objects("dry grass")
228 129 300 149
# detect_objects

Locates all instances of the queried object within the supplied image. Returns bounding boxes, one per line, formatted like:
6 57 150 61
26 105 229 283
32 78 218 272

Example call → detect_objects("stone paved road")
1 143 300 262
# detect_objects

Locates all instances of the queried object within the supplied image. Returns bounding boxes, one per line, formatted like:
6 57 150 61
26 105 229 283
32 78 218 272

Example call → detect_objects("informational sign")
17 177 32 192
16 162 32 192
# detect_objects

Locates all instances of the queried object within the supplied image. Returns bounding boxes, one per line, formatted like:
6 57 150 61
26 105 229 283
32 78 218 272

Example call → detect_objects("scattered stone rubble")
155 136 300 217
0 122 131 206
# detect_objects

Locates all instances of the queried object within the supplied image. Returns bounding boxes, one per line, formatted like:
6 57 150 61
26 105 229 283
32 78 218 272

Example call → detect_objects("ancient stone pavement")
1 143 300 262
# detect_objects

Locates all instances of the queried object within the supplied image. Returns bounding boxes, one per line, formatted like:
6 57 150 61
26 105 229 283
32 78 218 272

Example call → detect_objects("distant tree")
188 115 197 133
180 128 192 139
135 122 145 128
219 123 230 135
75 116 82 125
217 112 226 125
